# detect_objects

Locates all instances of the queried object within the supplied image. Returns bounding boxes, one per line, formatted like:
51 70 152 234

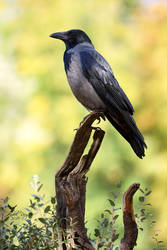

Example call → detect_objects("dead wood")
119 183 140 250
55 111 140 250
55 111 105 249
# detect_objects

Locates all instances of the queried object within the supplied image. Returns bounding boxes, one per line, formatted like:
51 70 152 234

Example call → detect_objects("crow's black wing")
79 49 134 115
79 48 147 158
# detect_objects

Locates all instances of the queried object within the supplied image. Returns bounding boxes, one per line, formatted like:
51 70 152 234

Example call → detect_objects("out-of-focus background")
0 0 167 248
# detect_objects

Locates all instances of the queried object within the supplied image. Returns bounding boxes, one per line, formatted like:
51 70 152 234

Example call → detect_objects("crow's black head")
50 29 93 49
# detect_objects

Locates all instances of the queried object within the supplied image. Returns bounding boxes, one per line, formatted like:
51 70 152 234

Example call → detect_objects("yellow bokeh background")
0 0 167 248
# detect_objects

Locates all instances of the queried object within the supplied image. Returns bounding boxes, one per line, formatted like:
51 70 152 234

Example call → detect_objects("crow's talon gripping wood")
96 113 106 124
96 117 101 124
91 126 101 131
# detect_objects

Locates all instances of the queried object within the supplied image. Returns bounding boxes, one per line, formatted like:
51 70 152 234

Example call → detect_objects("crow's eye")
68 32 74 37
68 38 73 42
69 37 75 43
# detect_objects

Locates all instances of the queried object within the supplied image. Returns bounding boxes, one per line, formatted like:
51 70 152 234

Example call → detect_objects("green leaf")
145 190 152 196
37 184 43 192
38 218 48 224
139 188 144 194
113 214 119 221
51 197 56 204
114 207 121 211
108 199 115 207
8 204 17 212
98 242 104 248
139 196 145 202
141 217 146 222
140 208 145 215
44 205 50 213
101 218 108 227
104 209 112 215
112 233 119 241
28 212 33 218
94 228 100 237
34 195 40 202
4 216 9 222
152 221 156 224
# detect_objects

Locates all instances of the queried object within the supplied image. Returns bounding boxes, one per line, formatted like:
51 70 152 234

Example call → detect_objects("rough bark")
55 111 140 250
119 183 140 250
55 111 105 250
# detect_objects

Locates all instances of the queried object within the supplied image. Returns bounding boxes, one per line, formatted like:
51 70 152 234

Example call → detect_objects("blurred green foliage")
0 0 167 249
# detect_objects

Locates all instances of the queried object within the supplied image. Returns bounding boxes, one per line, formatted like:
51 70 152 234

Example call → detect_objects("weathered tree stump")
55 111 105 249
55 111 140 250
119 183 140 250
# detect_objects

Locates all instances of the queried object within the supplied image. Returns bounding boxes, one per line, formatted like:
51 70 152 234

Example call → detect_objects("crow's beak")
49 32 67 41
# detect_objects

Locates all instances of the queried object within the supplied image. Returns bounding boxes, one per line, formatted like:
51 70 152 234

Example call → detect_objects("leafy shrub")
0 176 164 249
0 175 58 249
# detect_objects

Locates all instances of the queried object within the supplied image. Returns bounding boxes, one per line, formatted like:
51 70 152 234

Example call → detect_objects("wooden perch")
55 111 140 250
119 183 140 250
55 111 105 250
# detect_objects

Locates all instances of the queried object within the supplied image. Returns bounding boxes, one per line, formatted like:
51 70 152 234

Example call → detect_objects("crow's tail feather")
105 112 147 159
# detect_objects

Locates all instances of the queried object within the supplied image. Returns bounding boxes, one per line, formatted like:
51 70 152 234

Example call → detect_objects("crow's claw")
91 126 101 130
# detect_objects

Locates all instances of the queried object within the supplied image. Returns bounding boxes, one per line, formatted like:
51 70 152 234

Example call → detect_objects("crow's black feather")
80 50 134 115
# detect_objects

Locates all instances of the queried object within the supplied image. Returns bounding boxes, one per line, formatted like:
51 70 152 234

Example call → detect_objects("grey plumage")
50 29 147 158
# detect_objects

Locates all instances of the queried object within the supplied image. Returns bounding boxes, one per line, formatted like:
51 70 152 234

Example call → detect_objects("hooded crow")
50 29 147 158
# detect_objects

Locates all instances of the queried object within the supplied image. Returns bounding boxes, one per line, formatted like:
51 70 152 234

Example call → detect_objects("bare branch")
119 183 140 250
55 111 105 249
56 111 104 177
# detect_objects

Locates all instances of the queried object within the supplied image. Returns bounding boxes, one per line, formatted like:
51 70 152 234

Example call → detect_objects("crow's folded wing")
79 49 134 115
